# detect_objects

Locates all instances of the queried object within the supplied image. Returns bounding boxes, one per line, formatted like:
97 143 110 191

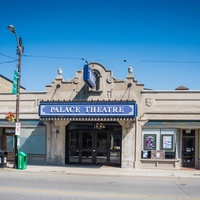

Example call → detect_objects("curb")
1 165 200 179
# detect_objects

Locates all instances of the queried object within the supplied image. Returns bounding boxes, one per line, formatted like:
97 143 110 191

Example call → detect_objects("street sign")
15 122 21 136
12 70 18 94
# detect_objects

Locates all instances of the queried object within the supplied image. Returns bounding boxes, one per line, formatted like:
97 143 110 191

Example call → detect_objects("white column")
119 121 135 168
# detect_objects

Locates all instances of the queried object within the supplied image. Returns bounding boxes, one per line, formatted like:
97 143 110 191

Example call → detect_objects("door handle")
93 149 96 152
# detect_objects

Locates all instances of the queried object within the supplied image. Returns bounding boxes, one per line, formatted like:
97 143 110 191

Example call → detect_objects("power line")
0 52 16 60
0 60 17 64
23 54 128 64
23 54 85 61
23 54 200 64
140 60 200 64
1 52 200 64
0 52 17 65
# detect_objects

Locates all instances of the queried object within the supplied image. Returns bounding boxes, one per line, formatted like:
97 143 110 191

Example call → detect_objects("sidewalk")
3 163 200 179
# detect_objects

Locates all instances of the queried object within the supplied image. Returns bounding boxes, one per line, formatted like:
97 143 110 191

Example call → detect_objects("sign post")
15 122 20 136
15 122 20 148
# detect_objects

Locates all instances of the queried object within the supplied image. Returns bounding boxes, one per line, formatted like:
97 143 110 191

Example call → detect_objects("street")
0 170 200 200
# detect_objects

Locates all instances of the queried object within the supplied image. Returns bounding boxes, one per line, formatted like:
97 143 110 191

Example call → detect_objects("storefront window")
19 127 46 154
142 129 177 159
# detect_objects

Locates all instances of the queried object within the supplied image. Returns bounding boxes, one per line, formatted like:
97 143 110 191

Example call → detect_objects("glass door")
3 128 15 161
182 137 195 168
67 123 122 166
68 131 80 163
81 131 93 164
96 132 108 164
68 131 96 164
109 132 121 165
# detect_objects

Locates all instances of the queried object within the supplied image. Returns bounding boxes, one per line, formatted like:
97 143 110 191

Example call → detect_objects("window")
19 127 46 154
88 69 102 92
95 72 100 90
142 129 177 159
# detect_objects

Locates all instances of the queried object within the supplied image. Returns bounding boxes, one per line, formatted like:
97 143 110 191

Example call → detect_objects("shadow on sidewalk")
7 161 120 170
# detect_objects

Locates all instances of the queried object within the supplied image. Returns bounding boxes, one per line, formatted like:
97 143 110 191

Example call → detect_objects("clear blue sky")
1 0 200 91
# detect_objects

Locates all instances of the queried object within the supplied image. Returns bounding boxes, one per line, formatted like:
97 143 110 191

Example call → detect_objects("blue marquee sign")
39 101 137 118
83 65 96 88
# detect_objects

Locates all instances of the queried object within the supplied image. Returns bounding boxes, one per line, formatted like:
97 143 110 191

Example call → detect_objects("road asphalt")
1 163 200 179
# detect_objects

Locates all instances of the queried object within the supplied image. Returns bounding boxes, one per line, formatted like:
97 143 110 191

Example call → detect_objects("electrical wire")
23 54 128 63
0 53 17 64
23 54 85 61
140 60 200 64
1 52 200 65
0 52 16 60
0 60 17 64
23 54 200 64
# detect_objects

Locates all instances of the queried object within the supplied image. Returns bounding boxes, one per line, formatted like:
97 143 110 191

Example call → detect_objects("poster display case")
161 134 173 150
143 134 156 150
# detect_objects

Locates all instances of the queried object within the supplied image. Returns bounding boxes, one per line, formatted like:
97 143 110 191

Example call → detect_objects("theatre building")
0 63 200 169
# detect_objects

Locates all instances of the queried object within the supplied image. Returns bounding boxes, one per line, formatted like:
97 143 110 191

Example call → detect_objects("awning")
40 117 135 121
0 120 45 127
143 120 200 128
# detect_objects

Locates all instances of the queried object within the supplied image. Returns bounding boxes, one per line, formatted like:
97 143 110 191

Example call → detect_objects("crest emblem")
145 98 153 107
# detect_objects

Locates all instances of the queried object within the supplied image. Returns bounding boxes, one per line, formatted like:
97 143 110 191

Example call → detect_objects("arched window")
93 70 101 91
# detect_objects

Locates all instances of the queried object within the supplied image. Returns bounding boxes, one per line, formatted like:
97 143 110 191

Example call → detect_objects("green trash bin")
17 151 28 170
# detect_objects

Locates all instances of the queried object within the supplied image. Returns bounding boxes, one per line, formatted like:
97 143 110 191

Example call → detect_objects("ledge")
141 158 180 162
140 158 181 168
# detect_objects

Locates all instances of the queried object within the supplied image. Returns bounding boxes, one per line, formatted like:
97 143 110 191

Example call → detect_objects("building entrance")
182 130 195 168
2 128 15 161
66 122 122 166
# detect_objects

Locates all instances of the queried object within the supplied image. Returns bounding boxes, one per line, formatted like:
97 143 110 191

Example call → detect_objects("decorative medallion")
73 77 79 84
107 77 113 84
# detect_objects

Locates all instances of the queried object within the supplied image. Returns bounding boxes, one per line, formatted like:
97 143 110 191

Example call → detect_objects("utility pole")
8 25 23 169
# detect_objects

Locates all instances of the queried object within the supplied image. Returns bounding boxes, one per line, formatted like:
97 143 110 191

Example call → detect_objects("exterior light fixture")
95 123 105 129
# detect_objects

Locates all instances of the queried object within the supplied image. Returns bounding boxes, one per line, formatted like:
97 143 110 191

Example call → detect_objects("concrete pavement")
2 163 200 179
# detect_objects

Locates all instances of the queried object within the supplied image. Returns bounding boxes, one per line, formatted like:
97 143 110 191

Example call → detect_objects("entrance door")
182 136 195 168
81 131 94 164
67 128 121 166
68 131 96 164
3 128 15 161
96 132 108 164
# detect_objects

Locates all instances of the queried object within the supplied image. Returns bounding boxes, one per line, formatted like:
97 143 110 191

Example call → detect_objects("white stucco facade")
0 63 200 169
